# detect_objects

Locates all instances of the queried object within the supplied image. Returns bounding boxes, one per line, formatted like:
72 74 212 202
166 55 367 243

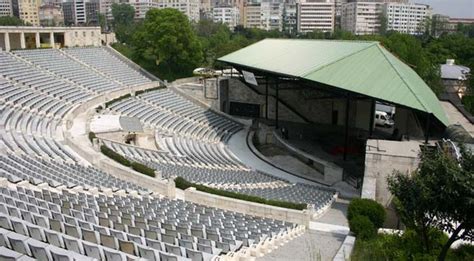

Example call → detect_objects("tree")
133 8 203 79
388 147 474 260
0 16 29 26
379 13 388 35
111 3 135 43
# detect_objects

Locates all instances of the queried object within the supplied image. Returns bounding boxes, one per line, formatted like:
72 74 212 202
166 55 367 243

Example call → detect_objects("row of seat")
13 49 121 93
64 47 152 86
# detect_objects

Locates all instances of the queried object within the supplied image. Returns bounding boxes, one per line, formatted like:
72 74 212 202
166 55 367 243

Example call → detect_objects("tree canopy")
132 8 203 80
0 16 29 26
388 147 474 260
111 3 136 43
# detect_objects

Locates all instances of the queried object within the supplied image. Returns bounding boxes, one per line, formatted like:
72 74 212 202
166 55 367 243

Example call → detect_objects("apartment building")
18 0 41 25
341 1 383 35
155 0 200 22
297 0 335 33
384 2 431 35
212 5 240 29
0 0 12 16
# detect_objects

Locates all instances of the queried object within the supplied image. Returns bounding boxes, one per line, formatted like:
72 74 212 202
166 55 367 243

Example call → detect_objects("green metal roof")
218 39 449 126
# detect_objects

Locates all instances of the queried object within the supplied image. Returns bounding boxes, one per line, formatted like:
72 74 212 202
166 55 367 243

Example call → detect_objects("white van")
375 111 394 127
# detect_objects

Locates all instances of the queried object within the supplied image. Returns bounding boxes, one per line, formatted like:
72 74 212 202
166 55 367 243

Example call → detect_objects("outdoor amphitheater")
0 26 462 259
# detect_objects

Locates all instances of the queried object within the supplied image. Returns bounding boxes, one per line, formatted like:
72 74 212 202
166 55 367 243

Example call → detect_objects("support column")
265 77 269 120
344 95 350 161
369 99 376 137
424 113 431 144
4 32 10 51
20 32 26 49
50 32 54 48
35 32 40 48
275 79 279 129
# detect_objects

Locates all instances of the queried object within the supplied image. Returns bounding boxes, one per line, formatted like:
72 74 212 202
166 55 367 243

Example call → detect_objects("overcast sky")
411 0 474 18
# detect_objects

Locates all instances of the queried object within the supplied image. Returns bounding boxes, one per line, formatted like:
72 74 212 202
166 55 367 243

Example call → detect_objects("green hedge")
175 177 307 210
349 215 377 240
100 145 131 167
348 198 386 228
100 145 155 177
131 162 155 177
135 86 165 96
104 93 131 108
88 132 96 143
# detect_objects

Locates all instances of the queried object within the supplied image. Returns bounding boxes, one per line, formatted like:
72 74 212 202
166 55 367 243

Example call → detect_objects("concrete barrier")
183 187 312 225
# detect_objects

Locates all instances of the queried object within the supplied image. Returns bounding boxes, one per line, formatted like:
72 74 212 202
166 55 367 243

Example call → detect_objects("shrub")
100 145 131 167
131 162 155 177
104 93 131 108
174 177 307 210
349 215 377 240
348 198 386 228
135 86 165 96
88 132 96 143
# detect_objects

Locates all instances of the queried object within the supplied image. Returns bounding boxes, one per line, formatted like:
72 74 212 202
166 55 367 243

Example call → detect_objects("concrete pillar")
35 32 40 48
50 32 54 48
4 32 10 51
20 32 26 49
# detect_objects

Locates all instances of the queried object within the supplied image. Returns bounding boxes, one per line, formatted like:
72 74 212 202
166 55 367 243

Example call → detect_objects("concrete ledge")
183 187 311 225
333 235 355 261
361 177 376 200
309 221 349 235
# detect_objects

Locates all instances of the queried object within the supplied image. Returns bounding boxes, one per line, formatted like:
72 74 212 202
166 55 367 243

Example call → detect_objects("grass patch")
100 145 155 178
174 177 307 210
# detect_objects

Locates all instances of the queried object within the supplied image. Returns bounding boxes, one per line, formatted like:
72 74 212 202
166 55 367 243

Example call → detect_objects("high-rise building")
260 0 284 31
212 5 240 29
341 1 383 35
383 2 431 35
297 0 335 33
63 0 100 26
155 0 201 22
282 0 297 34
18 0 41 25
243 2 261 29
0 0 13 17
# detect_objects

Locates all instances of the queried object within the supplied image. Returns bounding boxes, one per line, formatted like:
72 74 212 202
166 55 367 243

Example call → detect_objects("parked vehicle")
375 111 394 127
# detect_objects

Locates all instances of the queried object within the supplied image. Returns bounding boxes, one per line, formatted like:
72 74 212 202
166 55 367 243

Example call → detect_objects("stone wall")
363 139 421 206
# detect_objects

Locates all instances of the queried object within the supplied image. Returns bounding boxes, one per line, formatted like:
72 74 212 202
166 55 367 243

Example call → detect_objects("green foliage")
349 215 377 240
111 3 136 43
131 162 155 177
104 93 131 108
174 177 307 210
132 8 203 80
135 86 165 96
88 132 96 143
388 148 474 260
100 145 155 177
100 145 131 167
462 95 474 115
348 198 386 228
0 16 29 26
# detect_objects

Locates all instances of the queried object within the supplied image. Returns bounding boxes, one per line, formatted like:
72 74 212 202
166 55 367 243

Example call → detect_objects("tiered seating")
0 52 92 104
102 139 336 209
0 154 143 191
13 49 122 93
109 89 242 143
64 47 152 86
0 182 297 260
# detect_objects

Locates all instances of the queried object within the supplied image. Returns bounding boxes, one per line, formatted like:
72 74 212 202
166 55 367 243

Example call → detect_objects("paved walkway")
315 200 349 227
441 101 474 136
227 128 319 185
257 230 345 261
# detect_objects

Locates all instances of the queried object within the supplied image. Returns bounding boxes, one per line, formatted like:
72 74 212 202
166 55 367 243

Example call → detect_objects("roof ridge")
300 42 378 78
375 44 430 113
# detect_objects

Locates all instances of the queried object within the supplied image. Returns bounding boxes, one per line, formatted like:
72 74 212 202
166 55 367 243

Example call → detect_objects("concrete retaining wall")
183 187 311 225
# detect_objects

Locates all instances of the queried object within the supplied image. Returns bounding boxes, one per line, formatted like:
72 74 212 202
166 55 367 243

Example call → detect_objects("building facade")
155 0 200 22
39 4 64 26
212 6 240 29
18 0 41 25
297 0 335 33
341 1 383 35
243 2 261 29
0 0 13 17
384 2 431 35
